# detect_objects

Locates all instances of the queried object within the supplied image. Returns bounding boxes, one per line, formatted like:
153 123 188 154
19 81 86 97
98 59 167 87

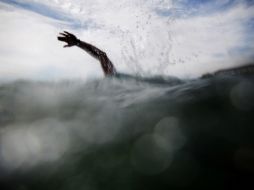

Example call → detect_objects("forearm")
75 39 116 76
76 40 105 60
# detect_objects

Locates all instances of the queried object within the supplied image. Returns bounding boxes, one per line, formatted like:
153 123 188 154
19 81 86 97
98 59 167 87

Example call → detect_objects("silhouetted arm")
76 40 116 76
57 31 116 76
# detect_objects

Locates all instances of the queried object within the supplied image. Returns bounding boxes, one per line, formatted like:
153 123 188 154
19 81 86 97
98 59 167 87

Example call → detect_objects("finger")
57 36 66 41
64 31 74 37
64 31 72 35
59 32 68 37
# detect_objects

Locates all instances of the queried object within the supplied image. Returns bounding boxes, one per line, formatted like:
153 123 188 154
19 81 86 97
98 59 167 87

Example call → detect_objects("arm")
57 31 116 76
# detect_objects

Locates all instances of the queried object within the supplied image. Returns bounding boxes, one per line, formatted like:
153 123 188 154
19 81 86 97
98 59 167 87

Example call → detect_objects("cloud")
0 0 253 80
0 1 103 81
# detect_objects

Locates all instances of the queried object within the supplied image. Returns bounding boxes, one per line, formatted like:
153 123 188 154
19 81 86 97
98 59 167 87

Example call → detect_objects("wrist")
76 39 81 46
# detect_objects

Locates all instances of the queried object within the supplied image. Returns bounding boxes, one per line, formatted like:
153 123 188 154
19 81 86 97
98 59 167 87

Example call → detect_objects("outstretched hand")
57 31 79 48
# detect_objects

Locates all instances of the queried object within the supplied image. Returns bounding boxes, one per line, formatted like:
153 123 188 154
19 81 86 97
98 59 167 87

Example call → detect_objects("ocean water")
0 74 254 190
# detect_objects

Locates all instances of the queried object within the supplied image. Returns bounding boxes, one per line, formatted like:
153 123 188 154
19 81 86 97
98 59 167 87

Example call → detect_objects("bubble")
130 116 186 175
0 119 70 171
74 113 121 145
31 118 71 162
130 134 174 175
0 128 41 170
154 117 185 151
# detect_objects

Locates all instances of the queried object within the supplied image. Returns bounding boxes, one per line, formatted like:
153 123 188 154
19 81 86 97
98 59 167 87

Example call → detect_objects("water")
0 73 254 189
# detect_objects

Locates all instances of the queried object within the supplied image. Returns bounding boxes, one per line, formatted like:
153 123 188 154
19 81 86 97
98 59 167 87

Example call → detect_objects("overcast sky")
0 0 254 80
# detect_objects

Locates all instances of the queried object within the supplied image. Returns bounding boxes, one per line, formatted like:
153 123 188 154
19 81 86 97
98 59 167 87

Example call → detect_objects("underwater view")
0 70 254 189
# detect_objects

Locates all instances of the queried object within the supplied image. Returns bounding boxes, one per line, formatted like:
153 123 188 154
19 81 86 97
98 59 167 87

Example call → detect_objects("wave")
0 73 254 189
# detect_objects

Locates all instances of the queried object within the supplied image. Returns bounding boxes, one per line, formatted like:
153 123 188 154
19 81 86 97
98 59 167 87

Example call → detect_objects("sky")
0 0 254 80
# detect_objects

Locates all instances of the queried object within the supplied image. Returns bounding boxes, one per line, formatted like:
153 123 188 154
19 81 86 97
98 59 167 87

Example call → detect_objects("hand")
57 31 79 48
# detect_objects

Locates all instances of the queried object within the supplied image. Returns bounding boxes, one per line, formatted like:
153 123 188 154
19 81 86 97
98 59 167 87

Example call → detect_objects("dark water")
0 74 254 190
